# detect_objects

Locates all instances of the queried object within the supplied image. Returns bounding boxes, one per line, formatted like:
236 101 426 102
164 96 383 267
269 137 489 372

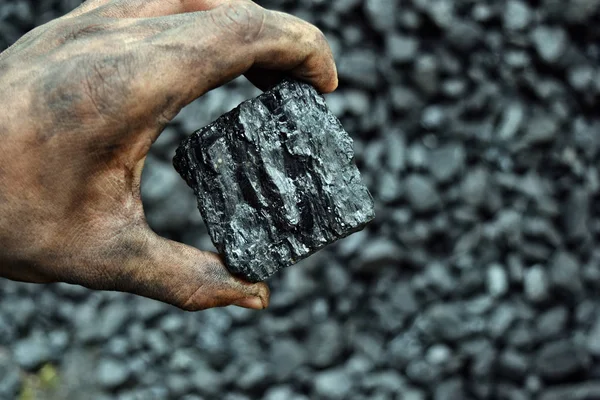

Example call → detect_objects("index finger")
70 0 225 19
133 2 338 120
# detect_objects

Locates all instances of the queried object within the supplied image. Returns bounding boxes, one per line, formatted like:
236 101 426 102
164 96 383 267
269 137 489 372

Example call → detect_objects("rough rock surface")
174 79 375 281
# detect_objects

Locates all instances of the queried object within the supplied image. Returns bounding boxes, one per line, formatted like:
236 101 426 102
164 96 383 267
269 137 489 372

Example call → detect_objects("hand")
0 0 337 311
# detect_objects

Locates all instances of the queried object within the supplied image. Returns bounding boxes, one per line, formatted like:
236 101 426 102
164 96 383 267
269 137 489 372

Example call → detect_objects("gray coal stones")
6 0 600 398
174 79 375 282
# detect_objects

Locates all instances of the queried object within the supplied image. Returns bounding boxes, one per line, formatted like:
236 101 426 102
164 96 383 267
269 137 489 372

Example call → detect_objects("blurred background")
1 0 600 399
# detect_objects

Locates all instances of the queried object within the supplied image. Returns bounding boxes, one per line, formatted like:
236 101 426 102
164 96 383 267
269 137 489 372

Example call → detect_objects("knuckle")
308 25 327 48
212 1 266 43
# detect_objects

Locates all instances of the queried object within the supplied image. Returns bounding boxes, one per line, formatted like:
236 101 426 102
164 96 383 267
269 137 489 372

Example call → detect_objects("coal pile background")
1 0 600 399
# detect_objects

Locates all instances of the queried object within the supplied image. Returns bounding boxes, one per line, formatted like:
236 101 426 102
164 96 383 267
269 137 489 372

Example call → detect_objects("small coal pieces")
173 79 375 282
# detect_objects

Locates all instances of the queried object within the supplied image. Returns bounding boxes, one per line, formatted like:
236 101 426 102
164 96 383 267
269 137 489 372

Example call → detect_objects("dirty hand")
0 0 337 310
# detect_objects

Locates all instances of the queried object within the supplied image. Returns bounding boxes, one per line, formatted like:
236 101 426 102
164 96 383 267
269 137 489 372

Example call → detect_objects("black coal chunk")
173 79 375 282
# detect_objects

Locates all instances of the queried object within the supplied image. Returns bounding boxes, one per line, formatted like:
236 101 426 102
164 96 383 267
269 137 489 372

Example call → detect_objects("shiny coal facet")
174 79 375 281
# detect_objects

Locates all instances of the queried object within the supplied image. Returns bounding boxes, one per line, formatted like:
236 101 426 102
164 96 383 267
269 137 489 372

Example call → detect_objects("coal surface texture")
173 79 375 282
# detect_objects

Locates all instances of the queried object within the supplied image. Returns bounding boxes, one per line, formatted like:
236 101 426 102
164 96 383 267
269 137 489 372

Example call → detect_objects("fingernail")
233 296 264 310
